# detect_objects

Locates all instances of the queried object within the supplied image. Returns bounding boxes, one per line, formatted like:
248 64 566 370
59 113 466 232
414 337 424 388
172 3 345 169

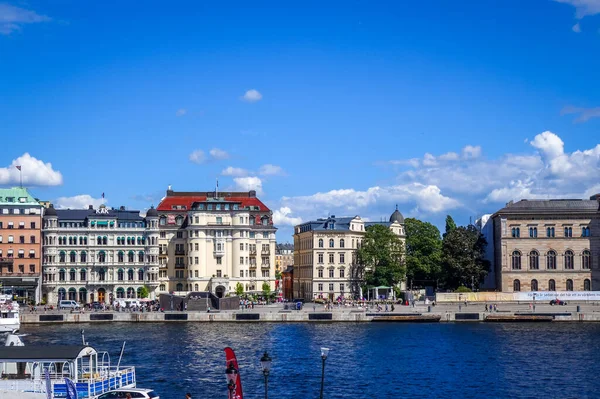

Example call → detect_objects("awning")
18 250 24 254
29 250 35 254
96 221 108 226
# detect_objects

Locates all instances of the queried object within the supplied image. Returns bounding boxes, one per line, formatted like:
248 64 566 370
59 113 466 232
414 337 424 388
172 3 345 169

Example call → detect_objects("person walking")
185 393 192 399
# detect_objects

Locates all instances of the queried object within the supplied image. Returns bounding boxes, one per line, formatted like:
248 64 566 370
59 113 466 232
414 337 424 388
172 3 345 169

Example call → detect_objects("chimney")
248 190 256 198
120 206 125 211
89 205 94 210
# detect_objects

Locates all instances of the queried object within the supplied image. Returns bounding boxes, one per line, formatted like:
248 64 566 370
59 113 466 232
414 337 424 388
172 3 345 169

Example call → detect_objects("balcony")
207 222 231 226
249 249 257 256
261 249 271 255
0 272 38 277
249 263 257 268
0 258 14 266
214 247 225 256
261 263 271 268
175 250 186 255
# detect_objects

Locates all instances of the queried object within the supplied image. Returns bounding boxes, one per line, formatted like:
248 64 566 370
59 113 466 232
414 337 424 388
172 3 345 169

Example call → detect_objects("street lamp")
260 351 272 399
225 361 238 399
319 347 330 399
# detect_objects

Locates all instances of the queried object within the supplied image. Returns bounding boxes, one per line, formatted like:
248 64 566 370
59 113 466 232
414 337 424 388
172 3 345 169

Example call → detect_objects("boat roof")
0 345 96 362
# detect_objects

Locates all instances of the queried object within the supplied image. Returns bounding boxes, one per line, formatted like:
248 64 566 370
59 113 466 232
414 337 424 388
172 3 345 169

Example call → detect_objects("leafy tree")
357 224 406 289
138 286 149 299
441 225 490 290
404 218 442 287
262 282 271 298
235 282 244 296
444 215 457 236
455 286 472 293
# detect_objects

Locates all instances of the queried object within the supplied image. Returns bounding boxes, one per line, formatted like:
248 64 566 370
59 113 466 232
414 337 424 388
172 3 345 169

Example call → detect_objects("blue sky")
1 0 599 241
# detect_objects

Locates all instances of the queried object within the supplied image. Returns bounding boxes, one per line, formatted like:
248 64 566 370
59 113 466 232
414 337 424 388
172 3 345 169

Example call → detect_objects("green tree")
441 225 490 290
275 270 282 280
235 282 244 296
404 218 442 287
262 281 271 298
138 286 149 299
357 224 406 289
444 215 457 236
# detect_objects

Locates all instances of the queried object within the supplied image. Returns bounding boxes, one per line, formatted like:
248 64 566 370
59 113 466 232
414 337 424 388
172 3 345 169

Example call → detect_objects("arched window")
69 251 76 263
176 216 184 226
59 269 66 281
117 237 121 245
103 236 107 245
549 279 556 291
68 288 76 301
566 279 574 291
249 216 255 225
59 251 66 263
138 251 144 262
583 250 591 269
329 239 334 248
511 251 521 270
81 251 87 263
584 279 591 291
118 251 124 263
176 283 183 291
194 283 199 291
138 269 144 281
98 251 106 263
116 287 125 298
98 268 106 281
97 237 102 245
340 239 345 248
118 269 124 281
564 227 572 238
159 217 166 226
128 251 134 263
80 269 87 281
69 237 73 245
159 284 166 291
529 251 539 270
58 237 63 245
547 250 556 270
69 269 76 281
128 269 134 281
531 279 538 291
58 288 66 301
318 239 323 248
79 288 87 304
564 250 574 269
262 216 269 226
513 279 520 292
127 287 135 298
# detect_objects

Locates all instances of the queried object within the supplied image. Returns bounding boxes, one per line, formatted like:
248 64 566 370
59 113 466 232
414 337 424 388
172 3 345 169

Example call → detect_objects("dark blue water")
20 322 600 399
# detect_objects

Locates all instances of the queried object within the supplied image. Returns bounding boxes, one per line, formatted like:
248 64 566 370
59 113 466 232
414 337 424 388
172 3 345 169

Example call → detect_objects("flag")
44 367 52 399
224 347 244 399
65 377 78 399
15 165 21 171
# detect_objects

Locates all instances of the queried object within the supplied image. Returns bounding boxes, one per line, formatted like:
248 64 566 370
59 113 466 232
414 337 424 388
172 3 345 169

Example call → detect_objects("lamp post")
319 347 329 399
225 361 238 399
260 351 272 399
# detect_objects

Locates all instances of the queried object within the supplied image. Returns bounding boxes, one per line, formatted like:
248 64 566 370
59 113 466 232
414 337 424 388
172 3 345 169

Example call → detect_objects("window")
340 269 345 278
584 279 591 291
128 269 134 281
329 269 334 278
118 269 124 281
216 217 222 225
318 239 323 248
118 252 124 262
59 269 66 281
549 279 556 291
329 283 334 291
340 283 345 292
19 235 24 244
318 253 323 263
69 252 76 263
529 251 539 270
138 269 144 281
513 279 520 292
511 227 520 238
339 253 345 263
529 227 537 238
546 227 555 238
81 252 87 263
217 257 222 265
583 250 591 270
340 239 345 248
30 235 35 244
547 250 556 270
318 269 323 278
566 279 574 291
329 239 334 248
318 283 323 291
80 269 87 281
582 226 590 237
30 222 36 229
240 243 244 251
59 252 66 263
531 279 538 291
564 250 574 270
70 269 76 281
329 253 334 263
29 264 35 273
98 251 106 263
564 227 572 238
240 257 244 265
216 270 222 278
511 251 521 270
177 231 183 239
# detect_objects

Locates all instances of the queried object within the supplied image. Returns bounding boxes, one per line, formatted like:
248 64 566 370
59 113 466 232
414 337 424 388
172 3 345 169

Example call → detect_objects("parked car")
550 299 567 306
97 388 159 399
58 300 81 310
90 301 103 310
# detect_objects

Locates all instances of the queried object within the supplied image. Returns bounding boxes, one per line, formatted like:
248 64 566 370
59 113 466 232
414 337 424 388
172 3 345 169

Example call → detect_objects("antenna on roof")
216 178 219 198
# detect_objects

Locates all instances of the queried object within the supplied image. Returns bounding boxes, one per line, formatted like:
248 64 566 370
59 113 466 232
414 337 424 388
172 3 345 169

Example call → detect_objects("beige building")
293 208 405 301
275 243 293 274
0 188 43 301
156 188 277 298
491 195 600 292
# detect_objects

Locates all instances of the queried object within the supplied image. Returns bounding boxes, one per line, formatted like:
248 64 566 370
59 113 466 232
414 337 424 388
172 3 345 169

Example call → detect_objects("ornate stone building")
491 195 600 292
293 208 406 301
156 187 277 297
42 204 160 304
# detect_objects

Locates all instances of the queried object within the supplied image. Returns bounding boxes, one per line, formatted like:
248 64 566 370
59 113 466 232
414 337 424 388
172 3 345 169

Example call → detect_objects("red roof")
157 195 270 212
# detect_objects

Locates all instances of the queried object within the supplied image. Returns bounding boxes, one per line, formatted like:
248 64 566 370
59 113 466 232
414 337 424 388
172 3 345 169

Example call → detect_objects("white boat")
0 331 138 398
0 295 20 333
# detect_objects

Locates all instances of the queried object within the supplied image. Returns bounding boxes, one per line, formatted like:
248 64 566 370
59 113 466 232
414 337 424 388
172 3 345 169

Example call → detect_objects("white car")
97 388 159 399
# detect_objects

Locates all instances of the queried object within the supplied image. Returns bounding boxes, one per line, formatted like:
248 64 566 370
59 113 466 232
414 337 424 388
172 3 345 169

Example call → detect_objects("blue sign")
65 378 78 399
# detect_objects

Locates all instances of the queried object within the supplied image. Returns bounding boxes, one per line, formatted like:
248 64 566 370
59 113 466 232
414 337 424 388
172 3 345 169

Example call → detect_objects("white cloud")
529 130 564 160
573 22 582 32
462 145 482 159
438 152 460 162
188 150 205 164
55 195 105 209
241 89 262 103
234 176 263 195
209 148 229 160
554 0 600 19
0 153 63 186
561 105 600 123
273 207 303 227
176 108 187 117
258 164 285 176
221 166 249 177
0 4 50 35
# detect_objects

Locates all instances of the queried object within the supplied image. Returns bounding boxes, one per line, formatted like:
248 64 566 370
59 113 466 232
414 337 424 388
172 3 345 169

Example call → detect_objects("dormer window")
329 223 334 230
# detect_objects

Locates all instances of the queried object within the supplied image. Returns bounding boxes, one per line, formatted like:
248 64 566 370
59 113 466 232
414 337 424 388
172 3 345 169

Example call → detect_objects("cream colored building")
157 188 276 298
491 196 600 292
293 209 405 301
275 243 293 274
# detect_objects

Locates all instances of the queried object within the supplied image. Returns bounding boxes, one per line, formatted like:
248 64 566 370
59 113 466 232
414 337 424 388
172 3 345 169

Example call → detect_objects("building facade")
156 188 277 297
0 188 43 302
275 243 294 274
41 204 160 304
492 196 600 292
293 208 406 301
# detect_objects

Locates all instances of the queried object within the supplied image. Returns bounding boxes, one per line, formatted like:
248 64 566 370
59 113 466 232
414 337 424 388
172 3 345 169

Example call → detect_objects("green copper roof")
0 187 42 206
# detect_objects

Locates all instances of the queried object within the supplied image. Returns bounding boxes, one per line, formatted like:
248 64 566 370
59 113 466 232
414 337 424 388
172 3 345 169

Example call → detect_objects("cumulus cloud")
176 108 187 117
554 0 600 19
462 145 482 159
561 105 600 123
234 176 263 195
0 3 50 35
55 195 105 209
241 89 262 103
0 153 63 186
188 150 206 164
273 207 303 227
209 148 230 160
258 164 285 176
189 148 230 164
221 167 249 177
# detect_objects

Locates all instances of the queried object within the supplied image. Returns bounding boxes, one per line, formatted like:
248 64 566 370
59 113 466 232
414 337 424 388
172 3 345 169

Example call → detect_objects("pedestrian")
186 394 192 399
126 393 132 399
485 304 488 312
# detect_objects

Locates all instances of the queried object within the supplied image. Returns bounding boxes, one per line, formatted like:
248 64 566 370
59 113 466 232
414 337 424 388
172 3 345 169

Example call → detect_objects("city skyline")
1 0 600 240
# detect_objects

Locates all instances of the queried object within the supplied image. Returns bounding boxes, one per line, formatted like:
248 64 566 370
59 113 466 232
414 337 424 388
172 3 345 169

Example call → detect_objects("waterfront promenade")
18 301 600 324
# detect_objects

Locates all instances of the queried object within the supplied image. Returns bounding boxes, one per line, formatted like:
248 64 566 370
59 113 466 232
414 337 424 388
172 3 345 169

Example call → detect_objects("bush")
455 286 472 293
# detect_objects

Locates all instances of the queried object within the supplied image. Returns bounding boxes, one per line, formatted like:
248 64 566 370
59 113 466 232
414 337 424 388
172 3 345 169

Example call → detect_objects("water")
19 322 600 399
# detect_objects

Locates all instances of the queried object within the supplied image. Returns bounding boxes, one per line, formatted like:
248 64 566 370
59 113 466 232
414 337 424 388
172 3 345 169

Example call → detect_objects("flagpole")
20 170 22 188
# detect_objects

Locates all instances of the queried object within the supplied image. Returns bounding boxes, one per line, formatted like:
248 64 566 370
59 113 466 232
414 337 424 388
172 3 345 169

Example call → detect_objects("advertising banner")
514 291 600 301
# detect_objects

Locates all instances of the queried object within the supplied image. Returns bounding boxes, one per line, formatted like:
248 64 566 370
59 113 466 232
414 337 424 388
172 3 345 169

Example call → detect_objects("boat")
0 295 20 333
0 331 138 398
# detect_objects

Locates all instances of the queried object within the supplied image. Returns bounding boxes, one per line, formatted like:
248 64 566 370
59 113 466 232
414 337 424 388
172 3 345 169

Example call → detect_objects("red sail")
224 347 244 399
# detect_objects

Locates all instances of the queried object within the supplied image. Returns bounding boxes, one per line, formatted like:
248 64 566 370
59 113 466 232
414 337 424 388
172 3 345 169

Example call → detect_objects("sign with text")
515 291 600 301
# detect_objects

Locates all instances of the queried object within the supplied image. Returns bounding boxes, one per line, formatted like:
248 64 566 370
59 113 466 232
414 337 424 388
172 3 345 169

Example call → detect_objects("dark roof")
495 199 599 215
146 206 158 217
0 345 91 361
44 204 57 217
389 207 404 224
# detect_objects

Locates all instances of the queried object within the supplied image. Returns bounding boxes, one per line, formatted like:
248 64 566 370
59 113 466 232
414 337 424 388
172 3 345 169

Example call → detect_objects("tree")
275 270 282 280
138 286 149 299
404 218 442 287
441 225 490 290
234 282 244 296
262 281 271 298
357 224 406 290
444 215 457 236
